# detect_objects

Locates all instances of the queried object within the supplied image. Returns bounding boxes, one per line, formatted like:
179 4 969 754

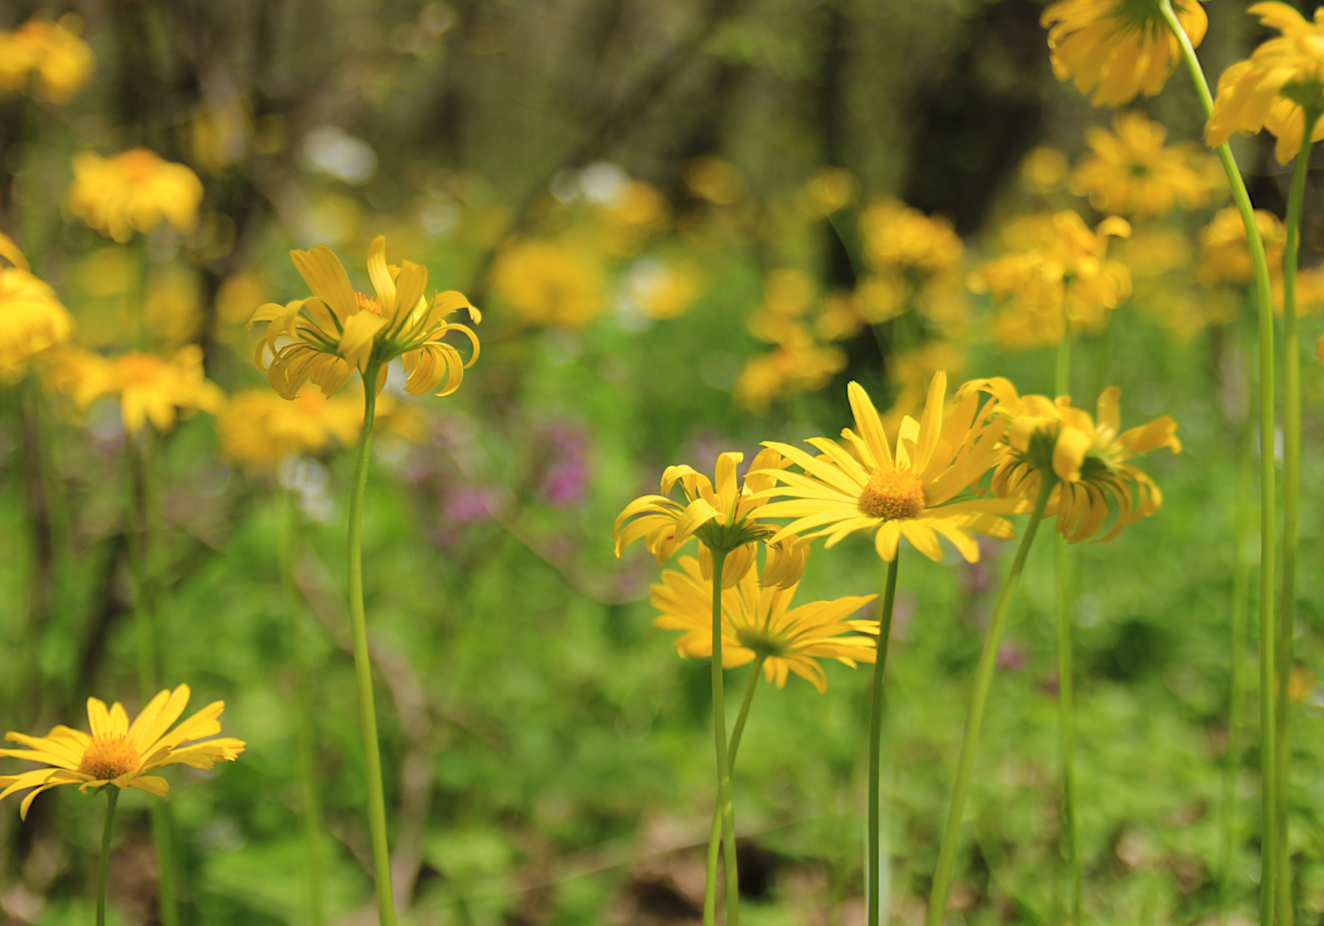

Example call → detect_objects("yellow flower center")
355 292 382 315
78 733 140 781
857 467 926 521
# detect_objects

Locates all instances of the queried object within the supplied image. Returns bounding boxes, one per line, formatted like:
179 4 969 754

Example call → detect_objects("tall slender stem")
348 364 397 926
707 551 740 925
704 656 767 926
1276 110 1319 926
868 555 900 926
927 476 1055 926
96 787 120 926
1158 8 1279 923
283 492 327 926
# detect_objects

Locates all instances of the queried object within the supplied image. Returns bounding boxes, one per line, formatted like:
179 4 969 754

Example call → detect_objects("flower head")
651 546 878 693
1197 206 1285 287
613 448 790 581
218 387 363 471
1207 3 1324 164
1070 112 1223 216
0 233 74 377
860 200 963 277
0 684 245 819
0 16 93 104
1042 0 1208 107
51 345 224 435
67 150 204 243
249 236 480 399
961 378 1180 542
757 373 1024 563
491 238 605 328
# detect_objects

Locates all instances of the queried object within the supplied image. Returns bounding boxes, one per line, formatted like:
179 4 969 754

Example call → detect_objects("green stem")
868 555 900 926
1276 109 1319 926
704 655 766 926
348 364 397 926
708 551 740 926
926 475 1055 926
283 492 327 926
1158 8 1279 923
96 787 119 926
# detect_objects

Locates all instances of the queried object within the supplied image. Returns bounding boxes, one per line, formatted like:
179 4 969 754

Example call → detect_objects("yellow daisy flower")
51 345 225 434
1206 3 1324 165
1070 111 1223 216
860 199 963 276
490 238 605 328
0 233 74 376
0 684 245 820
757 373 1024 563
67 150 204 243
1197 206 1285 287
651 549 878 693
1041 0 1208 107
613 448 789 583
961 378 1180 543
218 387 363 471
0 16 94 104
248 236 480 399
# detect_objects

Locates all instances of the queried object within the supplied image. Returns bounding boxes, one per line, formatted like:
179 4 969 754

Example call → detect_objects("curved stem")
926 476 1055 926
707 551 740 926
96 787 119 926
868 555 900 926
348 365 397 926
1158 8 1279 923
1276 110 1319 926
704 655 767 926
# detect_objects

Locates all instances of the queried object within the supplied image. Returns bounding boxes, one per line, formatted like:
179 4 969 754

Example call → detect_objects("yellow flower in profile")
51 345 224 434
758 373 1024 563
0 16 93 104
218 387 362 471
613 449 789 582
1206 3 1324 165
0 685 244 819
961 378 1180 543
860 200 963 276
0 233 74 377
249 236 480 399
651 547 878 693
1041 0 1208 107
491 238 605 328
67 150 204 243
1070 112 1223 216
1197 206 1285 286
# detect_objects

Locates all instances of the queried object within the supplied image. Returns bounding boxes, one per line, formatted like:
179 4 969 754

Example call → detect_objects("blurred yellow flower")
216 271 270 332
1020 146 1070 194
52 345 224 434
249 236 480 399
1071 112 1222 215
614 449 789 581
0 233 74 377
736 333 847 413
759 373 1024 563
68 150 204 243
622 259 701 321
685 156 744 206
144 264 205 349
1206 3 1324 164
218 387 362 471
0 684 244 820
1041 0 1207 107
490 238 604 328
1198 206 1285 286
962 378 1180 543
801 167 859 217
1115 226 1192 281
597 180 668 255
651 549 878 693
860 199 963 276
0 16 93 104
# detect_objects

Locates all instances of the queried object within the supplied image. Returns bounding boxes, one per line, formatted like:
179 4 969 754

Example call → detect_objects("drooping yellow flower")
51 345 224 434
218 387 362 471
1041 0 1208 107
1206 3 1324 165
490 238 605 328
860 200 963 276
613 449 789 583
0 684 245 820
651 548 878 693
249 236 480 399
0 16 93 104
0 233 74 377
67 150 204 243
1070 112 1223 215
757 373 1024 563
960 378 1180 543
1197 206 1285 286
